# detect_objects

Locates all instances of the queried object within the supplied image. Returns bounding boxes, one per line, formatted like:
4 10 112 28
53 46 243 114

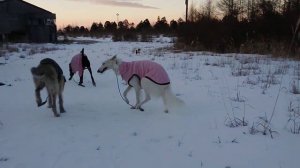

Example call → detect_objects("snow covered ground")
0 36 300 168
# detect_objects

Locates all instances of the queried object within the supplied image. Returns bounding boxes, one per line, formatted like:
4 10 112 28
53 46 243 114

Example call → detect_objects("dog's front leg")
123 86 131 104
34 81 45 107
35 88 42 106
59 93 66 113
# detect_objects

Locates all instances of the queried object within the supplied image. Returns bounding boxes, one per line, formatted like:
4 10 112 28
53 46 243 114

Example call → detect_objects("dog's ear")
81 48 84 55
31 67 37 74
111 55 117 60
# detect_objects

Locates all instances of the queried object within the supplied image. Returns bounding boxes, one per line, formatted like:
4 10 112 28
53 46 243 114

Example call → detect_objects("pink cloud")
67 0 158 9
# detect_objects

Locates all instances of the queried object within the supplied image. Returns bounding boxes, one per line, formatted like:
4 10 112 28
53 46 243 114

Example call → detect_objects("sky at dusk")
24 0 206 29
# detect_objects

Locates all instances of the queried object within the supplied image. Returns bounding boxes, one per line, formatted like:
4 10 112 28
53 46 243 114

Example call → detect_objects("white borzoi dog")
97 56 184 113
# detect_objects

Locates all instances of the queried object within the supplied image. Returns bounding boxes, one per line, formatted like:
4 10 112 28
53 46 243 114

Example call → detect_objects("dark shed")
0 0 57 43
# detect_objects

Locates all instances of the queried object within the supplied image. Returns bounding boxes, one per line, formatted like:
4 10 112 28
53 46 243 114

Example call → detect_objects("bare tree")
203 0 214 18
188 1 198 22
217 0 243 19
246 0 259 21
289 15 300 55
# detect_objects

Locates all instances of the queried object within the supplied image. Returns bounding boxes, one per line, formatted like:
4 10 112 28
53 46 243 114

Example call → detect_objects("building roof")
0 0 55 18
0 0 56 34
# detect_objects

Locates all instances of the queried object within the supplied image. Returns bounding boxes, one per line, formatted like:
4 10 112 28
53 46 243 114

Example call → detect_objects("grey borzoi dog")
97 56 184 113
31 58 66 117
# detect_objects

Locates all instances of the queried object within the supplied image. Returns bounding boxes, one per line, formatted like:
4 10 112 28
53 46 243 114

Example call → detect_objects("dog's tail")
31 67 45 80
164 86 184 109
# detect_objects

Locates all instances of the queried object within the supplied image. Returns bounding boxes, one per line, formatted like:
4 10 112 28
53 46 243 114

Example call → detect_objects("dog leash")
115 74 145 111
115 74 135 108
115 73 149 112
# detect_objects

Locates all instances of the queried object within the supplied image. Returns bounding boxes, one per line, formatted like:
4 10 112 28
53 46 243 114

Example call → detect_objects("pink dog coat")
119 60 170 85
70 53 83 77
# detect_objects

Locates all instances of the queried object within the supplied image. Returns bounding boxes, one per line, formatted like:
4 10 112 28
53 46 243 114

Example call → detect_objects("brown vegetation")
56 0 299 57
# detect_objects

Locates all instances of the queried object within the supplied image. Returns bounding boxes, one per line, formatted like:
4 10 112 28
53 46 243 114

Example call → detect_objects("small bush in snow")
140 34 152 42
231 67 251 77
6 46 19 53
249 115 278 138
244 76 259 86
290 80 300 94
230 90 246 102
211 59 225 67
225 115 248 128
274 64 289 75
293 64 300 80
260 72 280 94
204 58 210 66
1 45 18 57
235 55 259 65
28 46 59 55
225 103 248 128
0 157 9 162
287 101 300 134
260 72 279 86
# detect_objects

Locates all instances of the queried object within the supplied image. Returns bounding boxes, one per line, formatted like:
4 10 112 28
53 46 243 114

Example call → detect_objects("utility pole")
116 13 119 23
185 0 188 22
116 13 119 28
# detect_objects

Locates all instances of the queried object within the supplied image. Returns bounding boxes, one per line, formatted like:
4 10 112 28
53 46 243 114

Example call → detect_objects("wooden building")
0 0 57 43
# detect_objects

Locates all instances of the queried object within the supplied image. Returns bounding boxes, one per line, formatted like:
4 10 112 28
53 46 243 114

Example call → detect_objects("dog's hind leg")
50 94 59 117
162 93 168 113
128 76 142 110
137 90 151 111
47 88 60 117
48 94 52 108
59 94 65 113
59 79 66 113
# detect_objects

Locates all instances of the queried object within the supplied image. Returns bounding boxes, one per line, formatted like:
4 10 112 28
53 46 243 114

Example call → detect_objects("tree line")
178 0 300 56
59 0 300 56
58 16 178 41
